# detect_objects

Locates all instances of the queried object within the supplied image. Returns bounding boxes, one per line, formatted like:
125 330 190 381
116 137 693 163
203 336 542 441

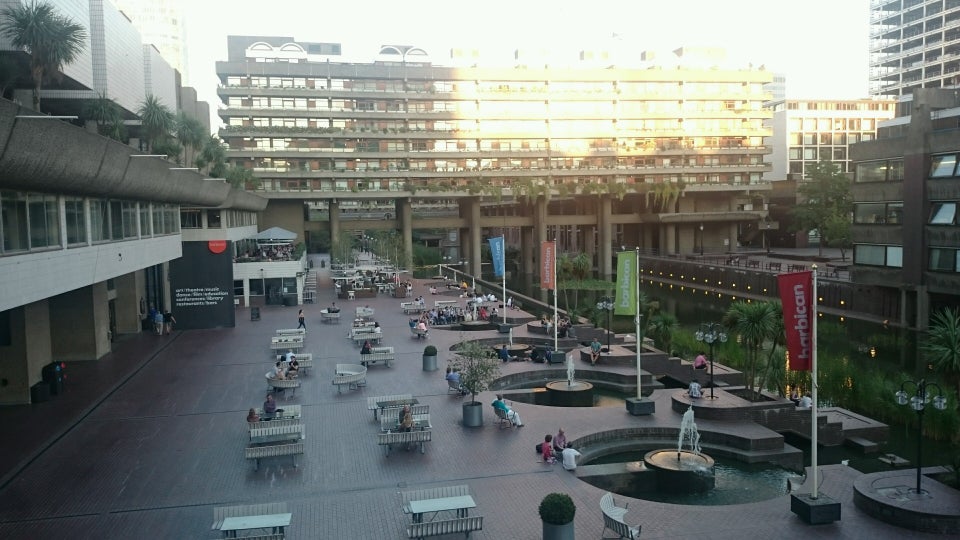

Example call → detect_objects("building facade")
217 36 775 277
870 0 960 97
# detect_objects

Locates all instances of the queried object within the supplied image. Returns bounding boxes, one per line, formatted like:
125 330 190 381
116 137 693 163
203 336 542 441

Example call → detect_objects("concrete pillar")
534 197 549 303
584 224 595 257
599 196 613 279
468 198 482 277
0 300 52 405
49 283 111 361
460 227 471 276
329 200 341 244
916 286 930 331
664 224 677 256
113 271 144 335
521 225 534 276
400 198 413 271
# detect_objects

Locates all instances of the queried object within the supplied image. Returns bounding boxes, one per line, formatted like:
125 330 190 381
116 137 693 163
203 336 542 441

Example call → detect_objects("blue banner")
488 236 505 277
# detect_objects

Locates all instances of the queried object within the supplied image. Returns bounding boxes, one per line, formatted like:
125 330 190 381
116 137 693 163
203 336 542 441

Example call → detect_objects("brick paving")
0 259 949 539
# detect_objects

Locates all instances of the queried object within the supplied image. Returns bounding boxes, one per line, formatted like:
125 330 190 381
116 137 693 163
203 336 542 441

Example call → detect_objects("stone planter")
791 493 841 524
462 401 484 427
542 520 574 540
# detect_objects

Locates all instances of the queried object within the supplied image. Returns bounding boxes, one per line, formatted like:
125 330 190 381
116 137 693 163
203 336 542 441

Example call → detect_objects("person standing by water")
297 309 306 330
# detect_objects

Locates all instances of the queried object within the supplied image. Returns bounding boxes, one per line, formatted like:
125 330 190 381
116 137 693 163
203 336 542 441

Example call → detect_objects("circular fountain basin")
545 380 595 407
644 449 716 493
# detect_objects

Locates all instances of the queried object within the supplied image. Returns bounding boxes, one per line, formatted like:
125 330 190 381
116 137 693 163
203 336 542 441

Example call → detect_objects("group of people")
147 306 176 336
268 351 300 380
790 389 813 408
539 428 581 470
247 394 285 423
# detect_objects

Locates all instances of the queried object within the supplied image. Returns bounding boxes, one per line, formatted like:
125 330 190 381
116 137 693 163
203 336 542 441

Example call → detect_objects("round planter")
542 520 574 540
422 354 437 371
462 401 484 427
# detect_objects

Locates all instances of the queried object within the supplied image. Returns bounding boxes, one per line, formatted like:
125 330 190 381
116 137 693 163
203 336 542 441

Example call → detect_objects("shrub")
538 492 576 525
423 345 438 356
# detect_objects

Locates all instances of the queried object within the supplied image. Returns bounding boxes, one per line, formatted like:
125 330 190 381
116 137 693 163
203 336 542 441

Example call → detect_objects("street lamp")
695 322 728 399
895 379 947 495
763 222 772 254
596 297 615 353
699 223 704 256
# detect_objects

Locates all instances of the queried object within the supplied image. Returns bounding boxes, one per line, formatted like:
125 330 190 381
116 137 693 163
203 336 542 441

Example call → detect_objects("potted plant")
422 345 438 372
450 341 501 427
539 492 576 540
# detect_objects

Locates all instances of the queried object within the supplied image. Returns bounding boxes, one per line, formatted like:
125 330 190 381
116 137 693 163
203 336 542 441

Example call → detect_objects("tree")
791 160 852 257
723 301 779 399
450 341 501 404
225 165 257 189
923 307 960 405
82 93 126 142
0 1 86 112
196 135 228 177
174 112 206 166
648 313 678 355
137 94 174 153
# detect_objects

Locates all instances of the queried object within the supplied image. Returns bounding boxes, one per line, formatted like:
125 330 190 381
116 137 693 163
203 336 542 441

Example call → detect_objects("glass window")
249 278 264 295
1 191 29 252
90 199 109 242
887 202 904 224
929 248 957 271
65 197 86 245
110 201 123 240
889 159 904 180
139 203 150 237
207 210 222 228
856 160 891 182
854 244 886 265
931 154 957 177
886 246 903 268
233 280 244 296
854 202 886 224
28 193 59 248
122 202 137 238
180 210 201 229
930 202 957 224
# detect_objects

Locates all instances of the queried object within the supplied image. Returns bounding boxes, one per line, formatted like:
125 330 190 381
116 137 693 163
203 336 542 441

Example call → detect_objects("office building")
109 0 188 82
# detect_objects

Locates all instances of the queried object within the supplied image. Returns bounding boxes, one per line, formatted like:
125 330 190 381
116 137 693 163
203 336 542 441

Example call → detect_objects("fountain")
544 351 595 407
643 407 716 493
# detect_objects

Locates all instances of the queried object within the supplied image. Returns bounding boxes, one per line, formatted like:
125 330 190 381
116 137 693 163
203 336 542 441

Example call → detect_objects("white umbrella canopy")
251 227 298 244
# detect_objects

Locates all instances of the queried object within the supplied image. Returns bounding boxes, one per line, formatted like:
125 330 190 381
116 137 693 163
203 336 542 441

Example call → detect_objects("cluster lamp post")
895 379 947 495
695 322 727 399
596 297 615 353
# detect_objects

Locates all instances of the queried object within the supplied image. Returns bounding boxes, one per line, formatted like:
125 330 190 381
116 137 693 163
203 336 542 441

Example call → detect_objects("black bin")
42 362 64 395
30 382 50 403
251 307 261 321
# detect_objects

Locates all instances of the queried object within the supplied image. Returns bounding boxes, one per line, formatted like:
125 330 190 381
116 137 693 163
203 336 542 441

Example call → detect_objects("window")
886 246 903 268
90 199 110 242
930 202 957 224
139 203 151 236
854 244 901 266
931 154 957 177
234 280 244 296
1 191 28 252
28 193 59 248
249 278 264 295
856 159 903 183
65 198 86 245
929 248 958 272
207 210 222 228
122 202 137 238
180 209 202 228
854 202 886 224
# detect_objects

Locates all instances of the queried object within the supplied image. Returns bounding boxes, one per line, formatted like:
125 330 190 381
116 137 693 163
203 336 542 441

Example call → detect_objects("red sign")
540 241 555 290
778 271 813 371
207 240 227 254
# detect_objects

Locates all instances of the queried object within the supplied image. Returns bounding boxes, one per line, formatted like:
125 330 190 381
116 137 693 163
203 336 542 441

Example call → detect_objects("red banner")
540 241 555 290
778 271 813 371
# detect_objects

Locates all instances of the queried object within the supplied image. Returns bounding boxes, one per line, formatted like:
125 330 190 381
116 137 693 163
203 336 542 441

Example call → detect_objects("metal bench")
601 492 640 539
320 310 340 324
400 485 471 515
401 302 425 314
276 328 305 336
378 429 432 456
245 442 304 471
356 306 375 319
407 516 483 539
249 424 304 445
211 503 288 532
332 364 367 393
380 405 430 431
274 353 313 375
411 327 429 339
367 394 413 420
265 376 301 398
361 346 395 367
255 404 301 419
248 418 301 430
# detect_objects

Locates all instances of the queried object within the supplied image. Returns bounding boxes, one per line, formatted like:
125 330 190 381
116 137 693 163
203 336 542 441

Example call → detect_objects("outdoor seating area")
398 485 481 538
211 502 292 538
361 346 395 367
332 363 367 393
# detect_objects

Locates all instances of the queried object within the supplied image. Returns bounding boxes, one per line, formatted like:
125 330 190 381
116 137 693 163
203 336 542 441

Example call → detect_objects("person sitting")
530 349 542 363
360 340 373 363
553 428 568 453
285 350 296 364
541 314 550 326
544 349 554 364
247 408 260 423
328 302 340 313
398 405 414 432
287 359 299 378
445 367 466 394
272 361 287 380
491 394 523 427
799 393 813 408
541 434 556 464
263 394 278 415
694 352 707 370
561 443 582 471
688 378 703 399
498 344 510 363
790 389 801 406
416 320 428 334
590 338 602 365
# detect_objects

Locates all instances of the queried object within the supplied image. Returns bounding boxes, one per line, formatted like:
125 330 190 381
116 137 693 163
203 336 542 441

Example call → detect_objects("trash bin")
251 307 261 321
42 362 64 395
31 382 50 403
422 353 437 372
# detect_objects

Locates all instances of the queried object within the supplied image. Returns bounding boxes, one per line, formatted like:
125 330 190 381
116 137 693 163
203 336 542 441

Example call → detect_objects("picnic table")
408 495 477 523
249 424 304 445
255 404 301 419
377 397 419 411
218 512 292 538
270 336 304 352
381 413 431 432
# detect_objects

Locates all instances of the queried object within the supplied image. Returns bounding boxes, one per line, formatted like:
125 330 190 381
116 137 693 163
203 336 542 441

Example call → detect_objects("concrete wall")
0 300 52 405
260 200 306 243
49 283 110 361
143 44 177 108
97 0 146 114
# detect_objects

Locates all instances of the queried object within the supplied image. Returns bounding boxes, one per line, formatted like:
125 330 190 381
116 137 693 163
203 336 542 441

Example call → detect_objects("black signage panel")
169 241 236 329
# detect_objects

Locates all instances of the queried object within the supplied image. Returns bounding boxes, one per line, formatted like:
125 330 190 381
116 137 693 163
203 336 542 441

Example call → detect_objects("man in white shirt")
688 379 702 399
561 444 581 471
799 393 813 408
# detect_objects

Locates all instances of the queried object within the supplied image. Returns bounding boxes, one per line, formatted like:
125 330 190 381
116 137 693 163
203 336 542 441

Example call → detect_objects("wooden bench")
245 442 304 471
255 404 301 419
410 327 429 339
401 302 425 314
265 376 301 397
361 346 395 367
367 394 413 420
248 418 301 430
601 492 640 539
380 405 430 431
276 328 305 336
399 484 470 515
407 516 483 539
211 502 288 532
332 364 367 393
378 429 432 456
249 424 304 445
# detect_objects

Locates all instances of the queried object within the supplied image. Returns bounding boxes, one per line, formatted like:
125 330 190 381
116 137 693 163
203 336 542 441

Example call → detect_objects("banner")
778 271 813 371
488 236 505 277
614 251 636 316
540 241 555 290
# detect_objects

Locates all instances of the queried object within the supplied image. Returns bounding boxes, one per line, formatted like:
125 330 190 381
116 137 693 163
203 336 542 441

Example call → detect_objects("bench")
352 332 382 346
411 327 429 339
274 353 313 375
399 485 471 515
245 441 304 471
270 337 304 352
367 393 413 420
211 502 288 532
248 418 301 430
356 306 375 319
768 262 782 272
276 328 305 336
255 404 301 419
332 363 367 393
407 516 483 539
378 429 432 456
380 405 430 431
361 346 395 367
601 492 640 539
249 424 304 445
401 302 425 314
265 376 301 397
320 310 341 324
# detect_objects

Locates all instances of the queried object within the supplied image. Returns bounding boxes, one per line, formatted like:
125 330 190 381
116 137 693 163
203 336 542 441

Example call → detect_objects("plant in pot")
450 341 500 428
539 492 576 540
422 345 438 372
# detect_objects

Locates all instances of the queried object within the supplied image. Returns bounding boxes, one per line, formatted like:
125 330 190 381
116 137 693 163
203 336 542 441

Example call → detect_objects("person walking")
163 310 176 335
297 309 306 330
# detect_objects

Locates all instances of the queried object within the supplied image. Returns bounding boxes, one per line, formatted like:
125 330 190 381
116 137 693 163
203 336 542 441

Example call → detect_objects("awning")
251 227 298 242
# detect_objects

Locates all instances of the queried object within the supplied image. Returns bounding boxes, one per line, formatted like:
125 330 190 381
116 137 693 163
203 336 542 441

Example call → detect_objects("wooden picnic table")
249 423 304 445
408 495 476 523
381 413 431 432
377 398 419 410
219 512 292 538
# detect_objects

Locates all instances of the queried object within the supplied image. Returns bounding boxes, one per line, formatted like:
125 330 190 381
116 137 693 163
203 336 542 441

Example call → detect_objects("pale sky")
182 0 872 129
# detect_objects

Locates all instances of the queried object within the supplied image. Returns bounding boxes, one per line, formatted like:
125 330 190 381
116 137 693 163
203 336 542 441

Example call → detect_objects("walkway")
0 258 946 539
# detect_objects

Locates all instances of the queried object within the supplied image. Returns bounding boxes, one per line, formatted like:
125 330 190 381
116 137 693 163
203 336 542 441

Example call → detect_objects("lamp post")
763 222 772 254
699 223 704 256
895 379 947 494
596 297 615 353
695 322 727 399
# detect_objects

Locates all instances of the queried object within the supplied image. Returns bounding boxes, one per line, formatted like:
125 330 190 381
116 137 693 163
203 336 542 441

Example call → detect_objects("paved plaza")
0 258 949 539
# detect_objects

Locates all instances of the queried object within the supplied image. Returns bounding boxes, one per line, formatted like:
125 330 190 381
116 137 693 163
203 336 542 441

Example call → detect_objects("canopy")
252 227 297 242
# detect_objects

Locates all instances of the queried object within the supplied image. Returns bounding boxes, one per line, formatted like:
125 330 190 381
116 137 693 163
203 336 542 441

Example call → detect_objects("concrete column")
0 301 52 405
664 224 677 256
916 286 930 330
329 200 341 244
584 225 595 256
468 198 482 277
521 225 534 276
599 196 613 279
534 197 549 303
49 283 111 361
113 271 144 335
400 198 413 271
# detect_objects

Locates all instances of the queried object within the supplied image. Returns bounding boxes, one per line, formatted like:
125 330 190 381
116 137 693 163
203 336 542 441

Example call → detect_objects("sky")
182 0 872 129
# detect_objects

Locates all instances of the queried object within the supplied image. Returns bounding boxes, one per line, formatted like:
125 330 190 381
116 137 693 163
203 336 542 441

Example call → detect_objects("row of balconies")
241 163 770 177
223 146 768 158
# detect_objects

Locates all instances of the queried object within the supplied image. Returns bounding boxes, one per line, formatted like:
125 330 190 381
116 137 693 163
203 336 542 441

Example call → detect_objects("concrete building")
849 89 960 330
870 0 960 97
217 36 774 280
109 0 188 83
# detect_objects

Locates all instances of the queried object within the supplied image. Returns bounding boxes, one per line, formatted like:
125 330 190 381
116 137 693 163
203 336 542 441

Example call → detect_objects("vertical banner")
778 271 813 371
540 241 555 290
614 251 636 316
488 236 505 277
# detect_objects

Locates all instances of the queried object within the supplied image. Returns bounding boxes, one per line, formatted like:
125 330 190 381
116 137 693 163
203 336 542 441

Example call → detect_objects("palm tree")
82 93 125 141
723 301 779 399
196 135 227 177
174 112 206 166
923 307 960 404
0 1 86 112
568 252 592 310
137 94 174 152
648 313 678 355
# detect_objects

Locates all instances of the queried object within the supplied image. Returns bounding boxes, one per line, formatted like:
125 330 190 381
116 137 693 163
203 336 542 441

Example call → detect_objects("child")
542 434 556 464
